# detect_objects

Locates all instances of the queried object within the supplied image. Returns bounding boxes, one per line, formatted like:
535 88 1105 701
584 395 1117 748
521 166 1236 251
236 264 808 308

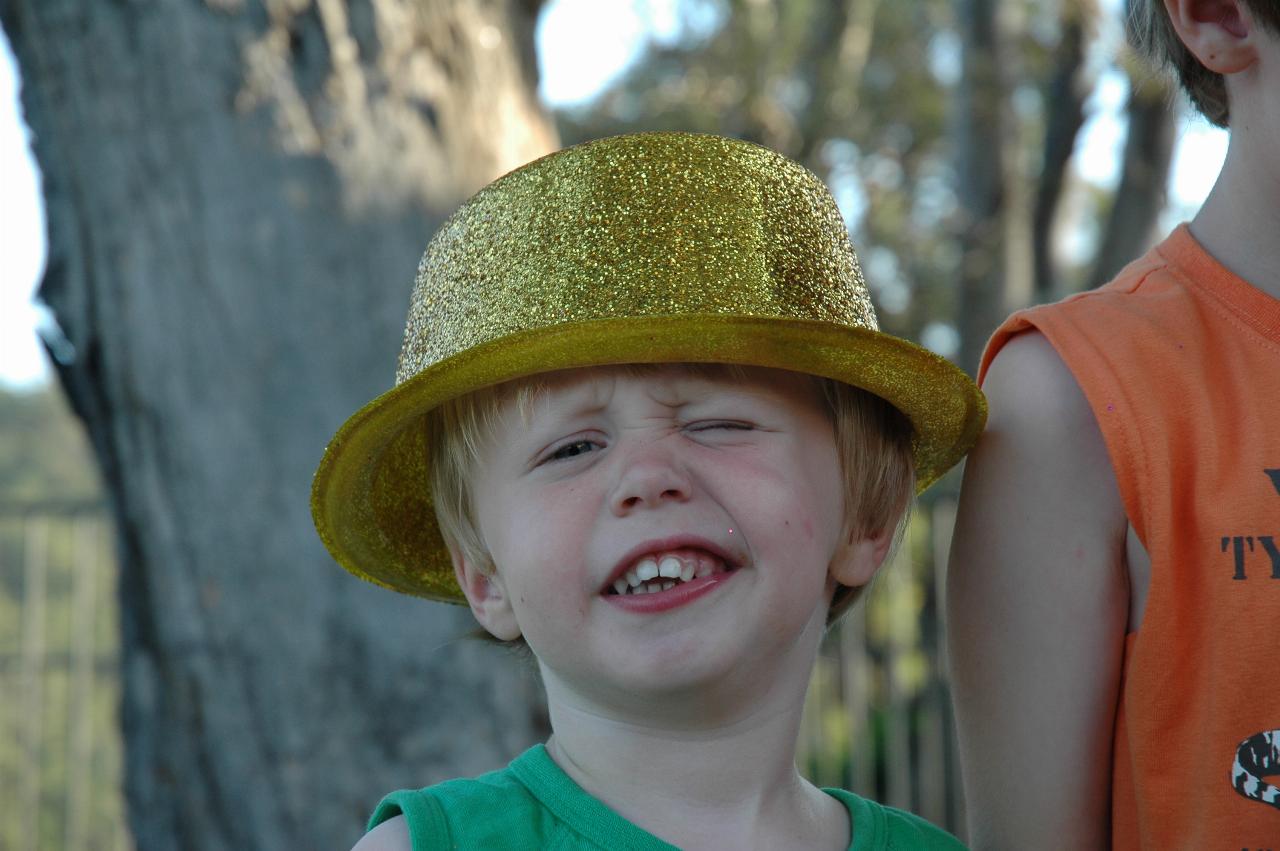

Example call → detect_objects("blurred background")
0 0 1225 848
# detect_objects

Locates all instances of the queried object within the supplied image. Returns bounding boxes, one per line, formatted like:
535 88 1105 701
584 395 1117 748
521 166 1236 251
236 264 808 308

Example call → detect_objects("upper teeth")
610 550 720 595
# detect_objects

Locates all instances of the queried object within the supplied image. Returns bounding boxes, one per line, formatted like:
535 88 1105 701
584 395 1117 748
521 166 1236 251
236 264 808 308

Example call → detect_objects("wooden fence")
2 498 966 848
0 504 132 851
799 497 965 836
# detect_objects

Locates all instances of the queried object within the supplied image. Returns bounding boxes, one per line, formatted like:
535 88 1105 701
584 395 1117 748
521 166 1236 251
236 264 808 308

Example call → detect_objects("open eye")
545 438 602 463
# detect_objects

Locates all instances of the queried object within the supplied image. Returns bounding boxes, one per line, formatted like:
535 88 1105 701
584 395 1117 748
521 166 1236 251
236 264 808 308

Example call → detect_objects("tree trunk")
1 1 557 848
1087 72 1176 289
954 0 1009 376
793 0 881 168
1032 3 1091 303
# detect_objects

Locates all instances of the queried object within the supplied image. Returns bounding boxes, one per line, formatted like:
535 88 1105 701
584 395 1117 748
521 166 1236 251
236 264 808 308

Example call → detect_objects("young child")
947 1 1280 847
311 132 984 850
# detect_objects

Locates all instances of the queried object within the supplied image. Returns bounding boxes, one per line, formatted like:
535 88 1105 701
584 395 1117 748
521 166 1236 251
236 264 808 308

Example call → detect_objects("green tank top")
368 745 966 850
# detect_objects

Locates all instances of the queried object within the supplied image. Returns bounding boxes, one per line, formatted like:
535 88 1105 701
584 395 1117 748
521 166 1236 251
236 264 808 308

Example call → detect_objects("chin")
612 642 790 709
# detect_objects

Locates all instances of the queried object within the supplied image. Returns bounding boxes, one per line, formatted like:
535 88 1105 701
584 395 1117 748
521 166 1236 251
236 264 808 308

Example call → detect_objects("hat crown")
396 132 877 385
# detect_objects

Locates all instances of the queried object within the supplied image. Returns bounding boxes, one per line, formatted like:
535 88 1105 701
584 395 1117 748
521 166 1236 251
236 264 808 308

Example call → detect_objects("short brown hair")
426 364 915 640
1128 0 1280 127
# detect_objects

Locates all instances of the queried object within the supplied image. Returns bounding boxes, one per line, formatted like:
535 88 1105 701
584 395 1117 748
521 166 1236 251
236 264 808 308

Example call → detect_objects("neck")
1190 129 1280 300
538 649 847 850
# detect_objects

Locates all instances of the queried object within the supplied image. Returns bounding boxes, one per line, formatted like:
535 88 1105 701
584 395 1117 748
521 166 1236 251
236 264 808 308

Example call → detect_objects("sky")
0 0 1228 389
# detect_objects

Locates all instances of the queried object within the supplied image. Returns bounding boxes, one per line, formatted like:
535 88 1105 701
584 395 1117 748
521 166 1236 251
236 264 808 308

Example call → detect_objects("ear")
1163 0 1258 74
451 548 522 641
829 524 897 590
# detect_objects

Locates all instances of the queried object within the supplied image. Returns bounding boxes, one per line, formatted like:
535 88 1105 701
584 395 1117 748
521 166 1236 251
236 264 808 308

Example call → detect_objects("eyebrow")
526 369 783 425
521 384 612 424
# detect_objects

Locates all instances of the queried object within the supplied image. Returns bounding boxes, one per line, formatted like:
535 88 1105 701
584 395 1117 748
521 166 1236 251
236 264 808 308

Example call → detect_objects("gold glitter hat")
312 132 986 601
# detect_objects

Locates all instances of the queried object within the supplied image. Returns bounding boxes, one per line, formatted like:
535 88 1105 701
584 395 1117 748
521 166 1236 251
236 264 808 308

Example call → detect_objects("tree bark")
1087 72 1176 289
954 0 1009 376
1 1 556 848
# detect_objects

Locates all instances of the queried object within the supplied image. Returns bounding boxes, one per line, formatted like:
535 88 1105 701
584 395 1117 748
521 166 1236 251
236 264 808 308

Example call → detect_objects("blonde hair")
1128 0 1280 127
426 365 915 631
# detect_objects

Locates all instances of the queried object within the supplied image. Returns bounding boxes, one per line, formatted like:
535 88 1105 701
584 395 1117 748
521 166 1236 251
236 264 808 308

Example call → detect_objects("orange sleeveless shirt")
980 225 1280 849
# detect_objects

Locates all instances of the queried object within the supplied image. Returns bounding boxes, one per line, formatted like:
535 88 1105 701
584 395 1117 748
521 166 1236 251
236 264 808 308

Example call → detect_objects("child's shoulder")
825 788 968 850
358 752 550 851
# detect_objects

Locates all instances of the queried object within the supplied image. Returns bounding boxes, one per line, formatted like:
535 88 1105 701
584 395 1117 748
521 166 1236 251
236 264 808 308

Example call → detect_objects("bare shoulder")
982 330 1100 436
958 329 1125 535
954 328 1128 596
350 815 411 851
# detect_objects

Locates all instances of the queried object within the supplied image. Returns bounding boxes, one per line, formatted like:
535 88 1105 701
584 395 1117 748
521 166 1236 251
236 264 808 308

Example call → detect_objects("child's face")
455 364 882 712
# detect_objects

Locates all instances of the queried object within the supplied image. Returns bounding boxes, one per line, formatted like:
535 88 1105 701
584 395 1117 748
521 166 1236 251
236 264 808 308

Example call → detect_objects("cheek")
798 440 848 539
716 460 835 565
484 484 597 587
780 517 817 544
729 442 843 520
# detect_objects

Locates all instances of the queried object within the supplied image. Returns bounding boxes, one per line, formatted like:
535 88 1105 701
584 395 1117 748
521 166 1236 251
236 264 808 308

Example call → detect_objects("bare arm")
350 815 410 851
947 332 1129 849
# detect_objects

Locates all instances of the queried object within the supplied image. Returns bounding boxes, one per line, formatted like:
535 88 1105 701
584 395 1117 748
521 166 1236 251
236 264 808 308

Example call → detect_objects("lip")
604 571 736 614
601 534 742 593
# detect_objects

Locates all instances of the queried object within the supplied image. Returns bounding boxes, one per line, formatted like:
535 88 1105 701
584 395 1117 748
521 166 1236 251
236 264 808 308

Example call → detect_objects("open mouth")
605 548 735 596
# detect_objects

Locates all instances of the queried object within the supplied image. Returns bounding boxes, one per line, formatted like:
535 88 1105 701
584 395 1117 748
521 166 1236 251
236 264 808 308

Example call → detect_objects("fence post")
932 498 966 837
839 600 874 797
65 517 99 849
918 503 950 826
19 516 49 851
883 542 912 812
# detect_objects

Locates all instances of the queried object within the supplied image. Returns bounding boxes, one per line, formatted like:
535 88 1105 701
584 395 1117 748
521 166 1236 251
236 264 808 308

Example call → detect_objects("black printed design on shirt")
1232 730 1280 811
1222 469 1280 580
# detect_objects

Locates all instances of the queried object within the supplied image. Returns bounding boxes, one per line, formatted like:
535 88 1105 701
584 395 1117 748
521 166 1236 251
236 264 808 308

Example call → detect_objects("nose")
609 442 693 516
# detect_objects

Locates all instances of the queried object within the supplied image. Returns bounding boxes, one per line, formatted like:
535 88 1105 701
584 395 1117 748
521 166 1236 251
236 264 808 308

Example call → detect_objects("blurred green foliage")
0 384 101 503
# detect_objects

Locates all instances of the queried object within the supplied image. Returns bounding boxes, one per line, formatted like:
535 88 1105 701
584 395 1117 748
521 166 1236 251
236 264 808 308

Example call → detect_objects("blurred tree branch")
954 0 1008 374
1032 0 1094 303
1088 66 1176 289
794 0 881 166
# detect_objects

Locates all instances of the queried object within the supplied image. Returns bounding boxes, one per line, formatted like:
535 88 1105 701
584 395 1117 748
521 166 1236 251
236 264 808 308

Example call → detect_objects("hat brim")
311 314 986 602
